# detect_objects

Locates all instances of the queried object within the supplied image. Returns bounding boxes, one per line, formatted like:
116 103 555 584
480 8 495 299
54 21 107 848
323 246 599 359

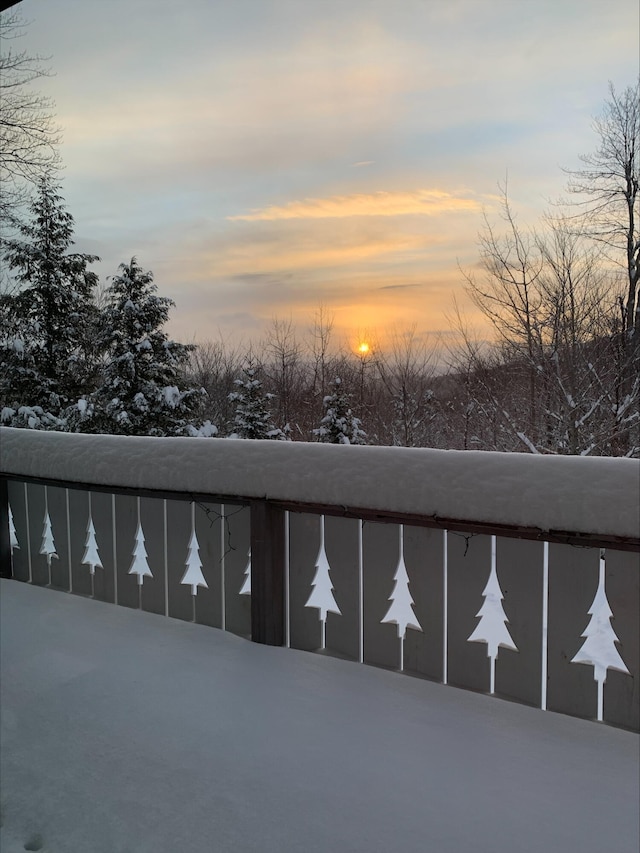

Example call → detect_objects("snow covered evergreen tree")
313 377 366 445
0 179 100 424
228 359 284 439
86 258 203 436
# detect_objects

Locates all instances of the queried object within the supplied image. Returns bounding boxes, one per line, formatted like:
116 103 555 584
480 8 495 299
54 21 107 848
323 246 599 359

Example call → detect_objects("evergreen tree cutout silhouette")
468 537 517 694
180 506 208 595
571 553 630 721
129 516 153 585
9 505 19 551
81 512 103 574
381 525 422 671
239 549 251 595
40 508 58 568
305 516 341 649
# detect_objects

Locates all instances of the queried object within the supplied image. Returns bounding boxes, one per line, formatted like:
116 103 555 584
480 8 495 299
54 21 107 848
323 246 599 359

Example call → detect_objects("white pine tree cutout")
40 507 58 568
571 553 630 722
381 526 422 671
305 515 341 649
180 504 208 595
468 536 517 694
9 505 19 551
239 548 251 595
81 500 103 574
129 501 153 586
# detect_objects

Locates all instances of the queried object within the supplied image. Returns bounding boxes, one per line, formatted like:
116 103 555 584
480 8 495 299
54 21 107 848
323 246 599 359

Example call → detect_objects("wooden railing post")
0 477 12 579
250 500 285 646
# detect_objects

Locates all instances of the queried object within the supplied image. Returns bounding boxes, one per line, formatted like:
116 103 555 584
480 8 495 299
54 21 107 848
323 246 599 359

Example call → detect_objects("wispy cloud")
352 161 375 167
228 189 482 221
378 283 422 290
201 230 435 277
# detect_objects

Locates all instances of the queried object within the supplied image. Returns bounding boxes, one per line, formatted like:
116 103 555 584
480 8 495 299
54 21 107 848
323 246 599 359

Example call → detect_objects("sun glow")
358 342 370 354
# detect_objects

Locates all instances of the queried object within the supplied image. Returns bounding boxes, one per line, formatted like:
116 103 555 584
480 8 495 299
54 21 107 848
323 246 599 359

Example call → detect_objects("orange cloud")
228 189 482 221
201 232 434 278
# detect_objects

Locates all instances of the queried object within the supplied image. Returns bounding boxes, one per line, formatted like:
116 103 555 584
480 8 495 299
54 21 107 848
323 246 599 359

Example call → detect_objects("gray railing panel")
139 497 166 616
362 522 403 670
446 532 494 693
220 504 250 637
67 488 91 595
289 512 323 652
47 486 70 591
547 544 599 720
26 483 49 587
8 481 29 581
494 537 544 708
222 504 250 637
601 549 639 731
90 491 116 603
402 525 443 681
190 502 225 629
322 515 360 661
166 499 196 623
113 495 139 609
0 479 8 579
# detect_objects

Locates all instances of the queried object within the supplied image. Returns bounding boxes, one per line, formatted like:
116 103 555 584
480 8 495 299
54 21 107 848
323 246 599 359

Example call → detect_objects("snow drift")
1 428 638 540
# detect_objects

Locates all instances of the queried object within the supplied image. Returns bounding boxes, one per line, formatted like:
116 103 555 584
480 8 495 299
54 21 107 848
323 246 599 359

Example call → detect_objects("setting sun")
358 342 370 354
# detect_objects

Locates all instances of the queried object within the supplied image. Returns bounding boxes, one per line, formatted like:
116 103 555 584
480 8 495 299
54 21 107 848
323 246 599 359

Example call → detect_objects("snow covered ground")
2 428 639 539
1 579 638 853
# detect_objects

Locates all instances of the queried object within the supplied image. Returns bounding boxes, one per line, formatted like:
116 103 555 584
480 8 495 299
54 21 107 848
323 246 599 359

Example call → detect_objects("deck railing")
1 429 638 731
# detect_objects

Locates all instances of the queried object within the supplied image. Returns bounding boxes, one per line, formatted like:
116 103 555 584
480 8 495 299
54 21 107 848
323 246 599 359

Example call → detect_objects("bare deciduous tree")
186 336 243 431
565 81 639 338
0 9 61 227
263 316 304 434
459 186 638 456
375 325 439 447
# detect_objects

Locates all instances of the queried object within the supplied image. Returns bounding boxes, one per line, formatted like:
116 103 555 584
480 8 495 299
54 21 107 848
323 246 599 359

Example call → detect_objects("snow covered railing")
1 429 639 731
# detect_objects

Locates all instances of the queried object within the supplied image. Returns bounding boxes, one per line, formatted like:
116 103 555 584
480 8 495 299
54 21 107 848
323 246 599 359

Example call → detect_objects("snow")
162 385 181 408
2 579 638 853
1 428 639 540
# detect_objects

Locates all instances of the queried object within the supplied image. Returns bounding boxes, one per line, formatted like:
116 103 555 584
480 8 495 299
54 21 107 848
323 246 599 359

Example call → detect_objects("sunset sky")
14 0 639 351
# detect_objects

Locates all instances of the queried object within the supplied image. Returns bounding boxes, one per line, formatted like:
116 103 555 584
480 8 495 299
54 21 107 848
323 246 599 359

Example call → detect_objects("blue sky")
16 0 640 350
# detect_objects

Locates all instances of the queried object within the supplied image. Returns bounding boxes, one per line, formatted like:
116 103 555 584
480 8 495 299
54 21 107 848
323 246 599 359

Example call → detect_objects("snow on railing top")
1 428 638 541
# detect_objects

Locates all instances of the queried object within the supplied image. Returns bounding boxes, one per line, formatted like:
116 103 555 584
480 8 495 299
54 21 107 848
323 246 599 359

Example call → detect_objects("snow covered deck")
1 578 638 853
